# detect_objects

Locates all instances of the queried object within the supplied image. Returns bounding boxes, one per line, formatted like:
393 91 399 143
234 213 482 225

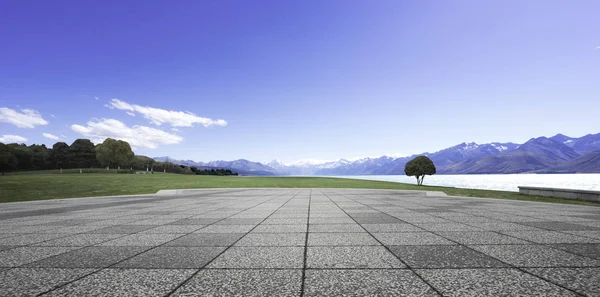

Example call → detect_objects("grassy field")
1 172 598 206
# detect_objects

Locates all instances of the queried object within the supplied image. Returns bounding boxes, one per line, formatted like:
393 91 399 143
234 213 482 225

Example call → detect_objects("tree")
404 156 436 186
68 139 97 168
29 144 50 170
50 142 70 169
0 143 19 173
95 138 134 170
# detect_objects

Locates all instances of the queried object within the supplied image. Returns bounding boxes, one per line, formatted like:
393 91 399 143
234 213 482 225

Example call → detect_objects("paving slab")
525 267 600 296
1 188 599 296
207 246 304 268
26 246 150 268
418 268 578 296
307 246 406 268
44 269 195 297
390 245 508 268
304 269 438 296
171 269 302 297
116 246 226 269
0 268 95 296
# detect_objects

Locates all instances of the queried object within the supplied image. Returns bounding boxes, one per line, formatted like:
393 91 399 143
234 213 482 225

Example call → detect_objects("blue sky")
1 1 599 164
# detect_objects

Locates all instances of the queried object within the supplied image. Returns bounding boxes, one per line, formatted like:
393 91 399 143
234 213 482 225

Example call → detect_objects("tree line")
191 168 238 176
1 138 193 174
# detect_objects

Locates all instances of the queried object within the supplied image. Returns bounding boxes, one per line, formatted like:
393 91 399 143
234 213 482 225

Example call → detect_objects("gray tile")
435 231 530 245
309 224 365 233
373 232 456 245
525 268 600 296
169 218 221 225
0 247 77 267
89 225 157 234
0 233 69 245
390 245 507 268
551 243 600 260
216 218 264 225
565 231 600 240
97 233 182 246
39 225 105 233
166 233 245 247
140 225 204 233
195 224 255 233
465 222 540 231
307 246 406 268
471 245 600 267
33 234 125 246
26 246 149 268
419 268 578 297
117 246 225 269
352 215 403 224
263 218 307 225
0 268 95 296
235 233 305 246
0 245 17 251
171 269 302 297
502 231 600 244
415 223 484 232
252 224 306 233
304 269 438 297
308 233 379 246
207 247 304 268
520 221 600 231
44 269 195 297
362 223 424 233
309 217 355 224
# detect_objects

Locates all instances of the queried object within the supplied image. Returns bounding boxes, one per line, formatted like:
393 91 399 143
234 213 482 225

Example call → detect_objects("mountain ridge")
155 132 600 175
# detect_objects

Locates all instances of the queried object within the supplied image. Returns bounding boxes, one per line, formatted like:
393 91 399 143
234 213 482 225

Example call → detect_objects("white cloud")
94 96 100 100
108 99 227 128
126 111 136 117
42 133 60 140
171 128 180 132
0 107 49 128
71 118 183 149
51 114 56 118
0 134 27 143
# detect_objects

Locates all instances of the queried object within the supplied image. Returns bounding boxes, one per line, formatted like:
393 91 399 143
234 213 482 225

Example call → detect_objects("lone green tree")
95 138 134 170
404 156 436 186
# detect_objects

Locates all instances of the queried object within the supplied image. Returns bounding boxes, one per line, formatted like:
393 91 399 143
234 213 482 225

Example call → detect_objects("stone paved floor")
1 188 600 296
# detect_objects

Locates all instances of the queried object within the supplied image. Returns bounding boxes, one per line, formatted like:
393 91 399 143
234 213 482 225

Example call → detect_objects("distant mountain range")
155 132 600 175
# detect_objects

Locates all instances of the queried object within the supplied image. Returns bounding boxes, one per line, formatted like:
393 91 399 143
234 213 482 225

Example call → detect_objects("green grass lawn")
0 173 598 206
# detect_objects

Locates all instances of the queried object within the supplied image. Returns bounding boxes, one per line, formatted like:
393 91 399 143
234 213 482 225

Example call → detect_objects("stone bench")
518 186 600 202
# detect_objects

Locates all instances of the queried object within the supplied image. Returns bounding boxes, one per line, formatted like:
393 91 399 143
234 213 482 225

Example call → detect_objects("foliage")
195 168 238 176
95 138 134 169
68 139 97 168
404 156 437 185
50 142 69 169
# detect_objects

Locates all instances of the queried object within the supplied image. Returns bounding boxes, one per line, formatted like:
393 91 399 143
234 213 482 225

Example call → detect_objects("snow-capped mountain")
155 132 600 175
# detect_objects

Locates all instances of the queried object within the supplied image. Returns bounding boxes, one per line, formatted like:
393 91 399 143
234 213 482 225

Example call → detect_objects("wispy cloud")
42 133 60 140
0 134 27 143
71 118 183 149
126 111 136 117
94 96 100 100
0 107 49 128
108 99 227 128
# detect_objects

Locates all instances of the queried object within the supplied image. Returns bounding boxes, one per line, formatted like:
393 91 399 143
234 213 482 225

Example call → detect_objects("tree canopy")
404 156 436 186
95 138 134 169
